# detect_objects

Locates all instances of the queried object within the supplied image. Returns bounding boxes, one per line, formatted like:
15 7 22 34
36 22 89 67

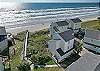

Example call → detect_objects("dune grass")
81 20 100 30
9 31 25 71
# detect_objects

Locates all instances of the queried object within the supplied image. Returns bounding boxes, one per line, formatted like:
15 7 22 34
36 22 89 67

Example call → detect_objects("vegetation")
73 40 83 54
9 31 26 71
81 19 100 30
8 29 57 71
17 61 31 71
26 29 55 66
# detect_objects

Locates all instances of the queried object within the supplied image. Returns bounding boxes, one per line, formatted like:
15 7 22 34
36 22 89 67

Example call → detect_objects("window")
91 39 93 42
68 46 69 49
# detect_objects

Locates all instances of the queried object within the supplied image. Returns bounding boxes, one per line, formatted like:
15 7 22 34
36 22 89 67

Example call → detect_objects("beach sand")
6 23 50 35
6 15 98 35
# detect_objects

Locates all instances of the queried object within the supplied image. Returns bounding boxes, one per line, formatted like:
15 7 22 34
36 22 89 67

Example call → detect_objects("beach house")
48 19 77 62
48 17 83 62
0 26 8 55
67 18 82 32
83 29 100 53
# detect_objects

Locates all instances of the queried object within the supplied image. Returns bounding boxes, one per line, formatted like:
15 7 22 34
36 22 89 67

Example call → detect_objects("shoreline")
6 16 98 35
6 23 49 35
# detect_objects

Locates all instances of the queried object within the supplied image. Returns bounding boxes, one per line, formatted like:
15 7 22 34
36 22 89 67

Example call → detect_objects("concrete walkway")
30 64 58 68
30 64 59 71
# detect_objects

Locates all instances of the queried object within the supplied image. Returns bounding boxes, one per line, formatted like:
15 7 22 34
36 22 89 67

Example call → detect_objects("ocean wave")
0 7 100 28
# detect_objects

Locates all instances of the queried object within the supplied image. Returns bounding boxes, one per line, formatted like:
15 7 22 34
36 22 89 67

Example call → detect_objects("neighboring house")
66 52 100 71
50 18 82 39
0 26 8 55
67 18 82 32
83 29 100 53
0 26 7 71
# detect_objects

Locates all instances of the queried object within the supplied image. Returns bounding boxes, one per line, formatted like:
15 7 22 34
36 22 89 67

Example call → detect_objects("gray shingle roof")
85 29 100 40
66 52 100 71
56 21 69 26
70 18 82 23
59 30 74 42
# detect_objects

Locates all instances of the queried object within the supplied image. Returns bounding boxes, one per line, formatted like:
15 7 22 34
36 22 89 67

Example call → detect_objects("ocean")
0 3 100 29
22 3 99 10
0 3 99 10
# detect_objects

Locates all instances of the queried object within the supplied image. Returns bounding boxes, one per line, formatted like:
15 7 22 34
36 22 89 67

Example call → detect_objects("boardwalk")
21 30 29 60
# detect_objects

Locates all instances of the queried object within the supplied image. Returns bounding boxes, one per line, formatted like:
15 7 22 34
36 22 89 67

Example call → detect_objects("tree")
30 52 50 65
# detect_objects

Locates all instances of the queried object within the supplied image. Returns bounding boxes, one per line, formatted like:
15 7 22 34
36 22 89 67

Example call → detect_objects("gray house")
0 26 7 71
83 29 100 53
66 52 100 71
0 26 8 54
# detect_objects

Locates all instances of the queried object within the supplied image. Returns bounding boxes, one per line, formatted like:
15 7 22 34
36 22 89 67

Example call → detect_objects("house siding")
48 40 57 55
84 37 100 47
83 43 100 53
64 39 74 52
53 32 60 40
74 23 81 29
0 39 8 52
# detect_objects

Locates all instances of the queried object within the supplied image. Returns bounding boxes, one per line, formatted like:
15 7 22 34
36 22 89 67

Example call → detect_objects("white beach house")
48 29 75 62
83 29 100 53
48 18 82 62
